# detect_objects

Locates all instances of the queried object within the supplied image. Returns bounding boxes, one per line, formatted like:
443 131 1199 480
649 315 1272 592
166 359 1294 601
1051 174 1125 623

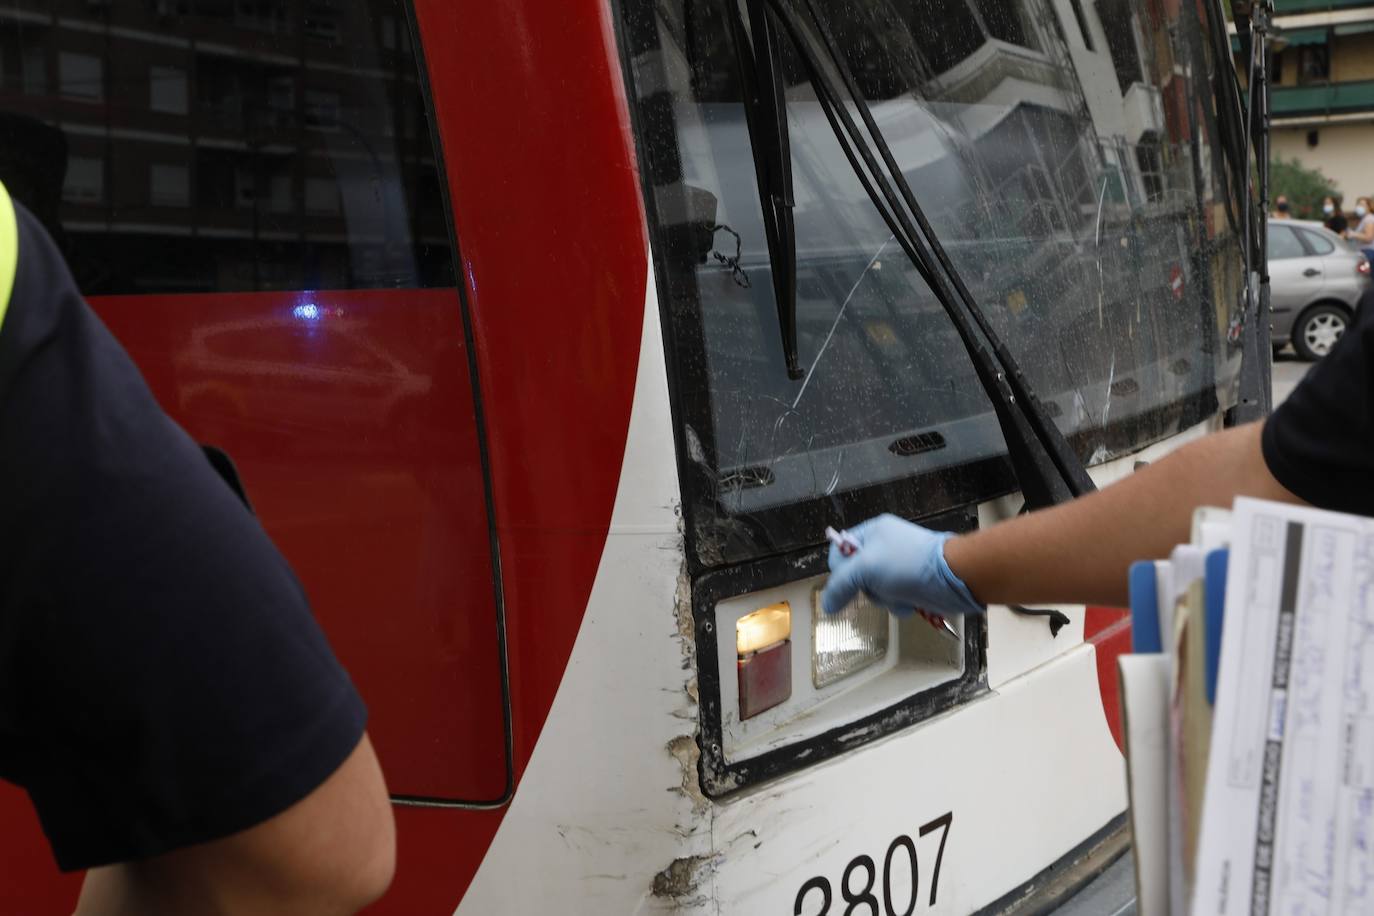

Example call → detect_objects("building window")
1298 45 1329 85
64 156 104 203
975 0 1035 49
21 46 45 95
0 0 455 295
303 1 341 42
150 163 190 207
235 0 291 34
1097 0 1143 93
234 168 256 209
268 173 293 213
150 66 189 115
1135 138 1164 202
304 176 340 214
267 75 294 125
303 88 341 129
59 52 103 102
1067 0 1096 51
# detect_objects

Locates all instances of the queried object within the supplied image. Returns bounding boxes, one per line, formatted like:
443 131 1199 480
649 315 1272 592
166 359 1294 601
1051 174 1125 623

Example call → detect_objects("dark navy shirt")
0 201 366 871
1263 287 1374 515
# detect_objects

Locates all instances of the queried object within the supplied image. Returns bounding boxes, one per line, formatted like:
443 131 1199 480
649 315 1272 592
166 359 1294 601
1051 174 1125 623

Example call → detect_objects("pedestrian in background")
1323 196 1348 236
1347 196 1374 260
1272 194 1291 218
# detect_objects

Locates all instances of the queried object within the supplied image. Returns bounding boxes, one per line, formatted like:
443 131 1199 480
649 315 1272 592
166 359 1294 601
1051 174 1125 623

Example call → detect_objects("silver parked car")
1270 219 1371 360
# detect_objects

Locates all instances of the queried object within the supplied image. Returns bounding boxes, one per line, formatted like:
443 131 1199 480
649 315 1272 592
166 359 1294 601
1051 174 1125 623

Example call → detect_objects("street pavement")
1272 349 1311 407
1050 352 1312 915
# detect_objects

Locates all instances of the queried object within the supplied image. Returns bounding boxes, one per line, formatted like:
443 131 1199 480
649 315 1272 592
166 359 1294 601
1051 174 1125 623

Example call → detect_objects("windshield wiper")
1229 0 1275 423
727 0 803 379
760 0 1095 509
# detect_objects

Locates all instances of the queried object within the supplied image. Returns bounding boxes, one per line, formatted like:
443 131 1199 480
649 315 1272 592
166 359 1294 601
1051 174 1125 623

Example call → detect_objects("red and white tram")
0 0 1255 911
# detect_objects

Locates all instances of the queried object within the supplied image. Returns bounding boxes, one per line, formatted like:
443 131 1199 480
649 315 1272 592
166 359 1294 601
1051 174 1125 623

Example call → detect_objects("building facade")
1240 0 1374 203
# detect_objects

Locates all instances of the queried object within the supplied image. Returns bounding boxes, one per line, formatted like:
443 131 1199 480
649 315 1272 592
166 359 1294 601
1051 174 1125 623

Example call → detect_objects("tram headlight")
736 602 791 655
811 589 889 688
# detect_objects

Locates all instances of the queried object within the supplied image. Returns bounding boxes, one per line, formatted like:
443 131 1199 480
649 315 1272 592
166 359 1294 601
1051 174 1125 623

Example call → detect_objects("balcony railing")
1275 0 1374 12
1271 78 1374 116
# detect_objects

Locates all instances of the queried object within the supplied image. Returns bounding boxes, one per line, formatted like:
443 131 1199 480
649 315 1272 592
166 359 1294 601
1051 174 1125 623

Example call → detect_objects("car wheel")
1292 304 1349 361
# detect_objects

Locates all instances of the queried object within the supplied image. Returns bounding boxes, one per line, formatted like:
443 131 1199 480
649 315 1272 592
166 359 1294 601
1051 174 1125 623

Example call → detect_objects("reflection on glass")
627 0 1246 566
0 0 453 295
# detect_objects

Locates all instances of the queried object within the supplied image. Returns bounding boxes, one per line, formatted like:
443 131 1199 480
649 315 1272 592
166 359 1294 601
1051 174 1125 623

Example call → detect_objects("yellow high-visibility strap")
0 182 16 336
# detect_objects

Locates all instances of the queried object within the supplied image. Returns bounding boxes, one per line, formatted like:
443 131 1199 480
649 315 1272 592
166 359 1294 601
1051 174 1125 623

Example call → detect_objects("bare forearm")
75 736 394 916
944 423 1301 608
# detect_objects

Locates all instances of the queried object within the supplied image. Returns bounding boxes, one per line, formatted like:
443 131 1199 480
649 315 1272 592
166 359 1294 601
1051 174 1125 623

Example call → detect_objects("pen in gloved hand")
824 527 960 641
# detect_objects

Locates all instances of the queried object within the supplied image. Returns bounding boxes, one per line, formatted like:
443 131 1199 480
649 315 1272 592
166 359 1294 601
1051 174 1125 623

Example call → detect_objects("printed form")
1192 497 1374 916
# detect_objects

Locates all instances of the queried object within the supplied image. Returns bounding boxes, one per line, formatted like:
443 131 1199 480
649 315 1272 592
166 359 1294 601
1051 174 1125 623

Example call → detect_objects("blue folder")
1129 560 1162 654
1204 548 1228 705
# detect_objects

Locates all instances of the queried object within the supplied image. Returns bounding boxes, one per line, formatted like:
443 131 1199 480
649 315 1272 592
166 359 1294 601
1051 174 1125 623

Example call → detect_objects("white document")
1165 543 1210 916
1169 545 1207 606
1192 497 1374 915
1120 653 1171 916
1191 506 1232 553
1155 560 1175 662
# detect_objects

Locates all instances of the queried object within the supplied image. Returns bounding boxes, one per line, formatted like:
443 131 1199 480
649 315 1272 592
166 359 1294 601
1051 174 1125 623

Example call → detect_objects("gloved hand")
819 514 985 618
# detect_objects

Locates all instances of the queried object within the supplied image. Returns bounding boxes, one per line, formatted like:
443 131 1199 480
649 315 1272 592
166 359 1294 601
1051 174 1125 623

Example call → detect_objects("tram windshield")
620 0 1248 568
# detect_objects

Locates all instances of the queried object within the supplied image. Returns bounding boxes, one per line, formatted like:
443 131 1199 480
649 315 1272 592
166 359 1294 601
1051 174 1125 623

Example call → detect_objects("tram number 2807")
793 812 954 916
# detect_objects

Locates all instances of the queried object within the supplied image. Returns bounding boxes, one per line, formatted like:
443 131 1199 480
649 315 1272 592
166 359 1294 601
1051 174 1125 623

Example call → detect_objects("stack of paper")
1120 496 1374 915
1122 506 1231 915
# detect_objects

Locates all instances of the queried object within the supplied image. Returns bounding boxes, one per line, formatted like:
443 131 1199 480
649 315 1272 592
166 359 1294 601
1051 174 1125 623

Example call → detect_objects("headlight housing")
811 589 889 688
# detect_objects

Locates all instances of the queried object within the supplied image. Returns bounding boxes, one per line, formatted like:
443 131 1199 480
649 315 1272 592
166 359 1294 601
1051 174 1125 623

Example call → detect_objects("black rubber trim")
388 1 514 810
609 0 712 583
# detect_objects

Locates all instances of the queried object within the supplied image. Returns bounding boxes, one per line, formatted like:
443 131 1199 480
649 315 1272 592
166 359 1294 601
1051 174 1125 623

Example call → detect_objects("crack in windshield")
790 234 895 410
624 0 1252 567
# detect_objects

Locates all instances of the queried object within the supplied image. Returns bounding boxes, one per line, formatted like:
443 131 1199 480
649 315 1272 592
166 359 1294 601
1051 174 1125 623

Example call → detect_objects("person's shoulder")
0 201 80 353
1349 288 1374 349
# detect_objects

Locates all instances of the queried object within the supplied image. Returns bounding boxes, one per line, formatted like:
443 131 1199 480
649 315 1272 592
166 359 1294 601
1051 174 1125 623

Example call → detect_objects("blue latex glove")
820 514 986 618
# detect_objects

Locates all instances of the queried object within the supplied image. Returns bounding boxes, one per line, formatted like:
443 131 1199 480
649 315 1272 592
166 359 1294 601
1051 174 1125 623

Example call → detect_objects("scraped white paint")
456 261 703 915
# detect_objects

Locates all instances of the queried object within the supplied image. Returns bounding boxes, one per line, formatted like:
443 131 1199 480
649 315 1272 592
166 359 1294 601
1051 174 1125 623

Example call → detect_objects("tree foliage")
1269 156 1337 219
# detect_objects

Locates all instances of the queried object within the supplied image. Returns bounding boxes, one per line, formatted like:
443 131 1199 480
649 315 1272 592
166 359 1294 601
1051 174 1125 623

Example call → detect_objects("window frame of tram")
0 0 520 804
617 0 1237 793
0 0 455 297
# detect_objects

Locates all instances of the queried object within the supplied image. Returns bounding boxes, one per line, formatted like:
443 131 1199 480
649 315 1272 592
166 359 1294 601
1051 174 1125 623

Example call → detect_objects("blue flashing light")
293 303 321 321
